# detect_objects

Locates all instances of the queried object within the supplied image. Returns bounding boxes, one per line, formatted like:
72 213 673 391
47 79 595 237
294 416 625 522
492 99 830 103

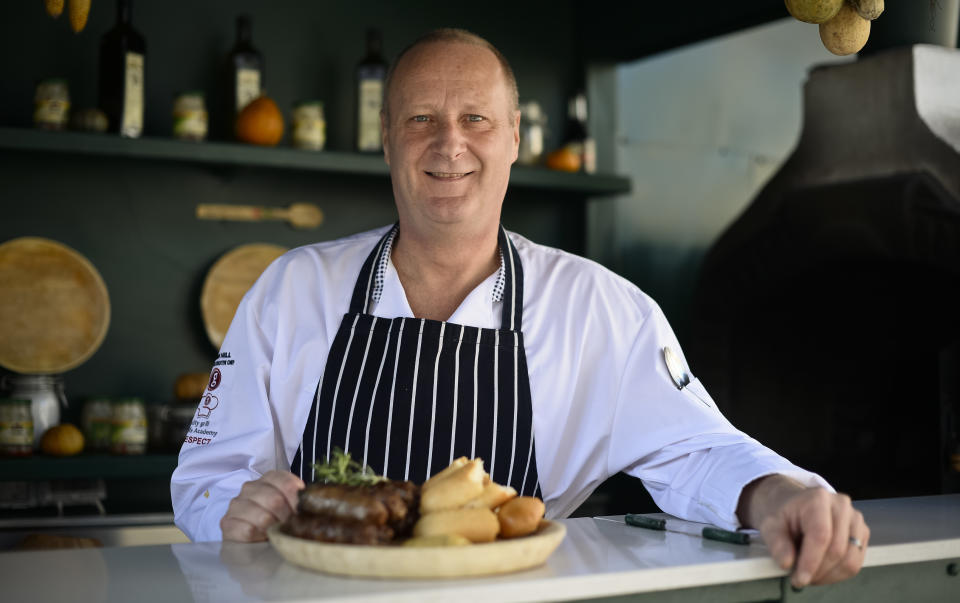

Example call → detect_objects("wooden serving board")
0 237 110 374
200 243 287 349
267 520 566 578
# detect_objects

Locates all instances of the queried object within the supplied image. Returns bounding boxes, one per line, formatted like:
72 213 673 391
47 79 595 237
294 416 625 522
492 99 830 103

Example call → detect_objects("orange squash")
41 423 85 456
235 96 284 146
545 147 581 173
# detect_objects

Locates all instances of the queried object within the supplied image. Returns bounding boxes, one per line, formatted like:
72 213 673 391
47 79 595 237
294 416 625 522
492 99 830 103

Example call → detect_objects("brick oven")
691 45 960 500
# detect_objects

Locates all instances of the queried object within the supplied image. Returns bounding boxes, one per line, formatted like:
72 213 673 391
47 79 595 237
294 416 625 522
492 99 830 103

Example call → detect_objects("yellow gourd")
69 0 90 33
820 3 871 56
784 0 844 24
40 424 85 456
45 0 65 18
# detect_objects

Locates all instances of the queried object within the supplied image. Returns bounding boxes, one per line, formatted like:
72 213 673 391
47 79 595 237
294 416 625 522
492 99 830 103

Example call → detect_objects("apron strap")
348 224 398 315
349 223 524 332
498 226 524 332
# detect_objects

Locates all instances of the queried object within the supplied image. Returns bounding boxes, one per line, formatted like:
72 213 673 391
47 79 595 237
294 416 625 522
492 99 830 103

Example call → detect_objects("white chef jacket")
171 225 829 542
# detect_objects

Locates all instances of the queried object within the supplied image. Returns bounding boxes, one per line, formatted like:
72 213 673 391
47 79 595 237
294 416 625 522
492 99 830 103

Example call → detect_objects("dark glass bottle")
227 14 263 118
98 0 146 137
563 91 596 173
355 28 387 152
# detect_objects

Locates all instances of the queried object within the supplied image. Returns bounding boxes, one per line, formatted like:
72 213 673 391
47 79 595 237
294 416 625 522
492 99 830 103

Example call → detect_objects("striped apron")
291 225 541 497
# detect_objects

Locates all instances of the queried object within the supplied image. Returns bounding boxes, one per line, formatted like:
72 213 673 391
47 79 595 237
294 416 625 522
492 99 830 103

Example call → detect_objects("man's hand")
737 475 869 589
220 470 305 542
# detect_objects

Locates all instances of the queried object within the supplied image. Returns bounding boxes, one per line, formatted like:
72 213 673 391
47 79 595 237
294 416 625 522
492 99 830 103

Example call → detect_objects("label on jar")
0 418 33 446
236 68 261 111
34 99 70 128
122 52 145 138
111 401 147 454
173 109 208 141
357 79 383 151
293 105 325 150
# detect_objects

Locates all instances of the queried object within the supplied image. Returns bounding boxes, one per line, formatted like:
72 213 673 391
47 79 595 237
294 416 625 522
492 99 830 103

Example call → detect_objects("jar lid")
294 100 324 108
176 90 205 98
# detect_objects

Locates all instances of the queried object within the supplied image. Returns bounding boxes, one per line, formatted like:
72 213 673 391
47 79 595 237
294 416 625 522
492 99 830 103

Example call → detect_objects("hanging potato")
851 0 884 21
44 0 64 18
784 0 844 24
69 0 90 33
820 2 871 56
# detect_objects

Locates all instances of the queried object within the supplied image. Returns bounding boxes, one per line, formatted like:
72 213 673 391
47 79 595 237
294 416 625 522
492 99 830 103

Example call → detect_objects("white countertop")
2 494 958 603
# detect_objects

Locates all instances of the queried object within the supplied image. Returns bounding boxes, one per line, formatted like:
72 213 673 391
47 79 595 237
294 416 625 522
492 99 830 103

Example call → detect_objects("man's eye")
467 115 485 122
412 115 429 122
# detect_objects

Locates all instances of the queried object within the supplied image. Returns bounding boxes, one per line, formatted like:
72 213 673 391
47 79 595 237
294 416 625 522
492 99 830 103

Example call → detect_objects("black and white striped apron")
291 225 541 497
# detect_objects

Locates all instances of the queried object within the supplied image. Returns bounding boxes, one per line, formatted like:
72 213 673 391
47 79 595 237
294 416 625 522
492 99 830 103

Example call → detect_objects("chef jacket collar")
369 249 503 330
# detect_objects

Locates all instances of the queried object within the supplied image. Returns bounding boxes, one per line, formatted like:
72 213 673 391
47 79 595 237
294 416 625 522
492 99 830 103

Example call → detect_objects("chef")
171 28 868 588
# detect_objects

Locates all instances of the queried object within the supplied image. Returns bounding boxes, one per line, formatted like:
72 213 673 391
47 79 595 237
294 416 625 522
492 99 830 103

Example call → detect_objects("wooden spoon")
196 202 323 229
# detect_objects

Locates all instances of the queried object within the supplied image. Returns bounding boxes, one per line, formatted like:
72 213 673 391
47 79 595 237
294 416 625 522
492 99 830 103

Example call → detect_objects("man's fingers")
810 494 854 583
760 519 796 571
228 497 285 530
221 516 266 542
812 511 870 585
791 493 833 587
221 471 306 542
260 470 306 513
238 473 303 522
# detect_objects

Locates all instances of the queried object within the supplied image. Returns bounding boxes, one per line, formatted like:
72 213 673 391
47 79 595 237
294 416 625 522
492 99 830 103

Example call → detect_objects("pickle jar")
172 91 208 141
292 100 326 150
82 397 114 453
34 78 70 130
0 399 34 457
111 397 147 455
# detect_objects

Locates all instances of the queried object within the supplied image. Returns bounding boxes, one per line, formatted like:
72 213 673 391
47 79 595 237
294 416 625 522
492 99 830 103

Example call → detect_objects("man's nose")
431 118 466 160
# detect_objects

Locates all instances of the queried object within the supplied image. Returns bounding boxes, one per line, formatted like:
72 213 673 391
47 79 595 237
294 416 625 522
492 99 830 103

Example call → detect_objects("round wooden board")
200 243 287 349
267 520 566 579
0 237 110 374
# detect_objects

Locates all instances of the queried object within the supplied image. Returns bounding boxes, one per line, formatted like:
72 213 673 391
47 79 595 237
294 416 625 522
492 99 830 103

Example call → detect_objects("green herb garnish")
312 447 387 486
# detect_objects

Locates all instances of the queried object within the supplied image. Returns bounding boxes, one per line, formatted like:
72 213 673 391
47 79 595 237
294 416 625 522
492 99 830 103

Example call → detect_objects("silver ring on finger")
849 536 863 550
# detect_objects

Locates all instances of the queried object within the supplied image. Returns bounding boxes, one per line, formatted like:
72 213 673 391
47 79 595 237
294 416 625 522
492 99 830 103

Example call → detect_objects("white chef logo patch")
207 368 222 391
197 394 219 418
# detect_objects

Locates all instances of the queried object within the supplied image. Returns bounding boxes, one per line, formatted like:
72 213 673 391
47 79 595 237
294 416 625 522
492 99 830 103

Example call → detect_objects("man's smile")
425 171 474 179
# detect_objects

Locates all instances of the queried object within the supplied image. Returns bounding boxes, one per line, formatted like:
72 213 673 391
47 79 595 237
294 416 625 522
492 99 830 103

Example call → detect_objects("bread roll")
413 507 500 543
464 481 517 509
497 496 545 539
422 456 469 490
420 458 484 513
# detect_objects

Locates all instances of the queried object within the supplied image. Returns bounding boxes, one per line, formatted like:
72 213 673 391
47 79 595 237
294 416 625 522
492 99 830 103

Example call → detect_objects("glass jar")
82 397 114 452
518 100 547 166
0 374 66 449
34 79 71 130
292 100 326 150
172 91 208 141
111 397 147 455
0 399 34 457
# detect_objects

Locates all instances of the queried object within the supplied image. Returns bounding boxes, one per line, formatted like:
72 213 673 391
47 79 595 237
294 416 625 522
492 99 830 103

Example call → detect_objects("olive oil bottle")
98 0 146 137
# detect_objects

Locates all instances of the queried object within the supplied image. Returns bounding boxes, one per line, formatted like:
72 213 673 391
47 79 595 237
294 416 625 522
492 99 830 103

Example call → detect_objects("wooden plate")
200 243 287 349
267 520 566 579
0 237 110 374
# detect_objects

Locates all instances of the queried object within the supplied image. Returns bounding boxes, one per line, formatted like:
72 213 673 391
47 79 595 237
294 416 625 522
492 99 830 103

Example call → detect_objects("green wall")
0 0 587 406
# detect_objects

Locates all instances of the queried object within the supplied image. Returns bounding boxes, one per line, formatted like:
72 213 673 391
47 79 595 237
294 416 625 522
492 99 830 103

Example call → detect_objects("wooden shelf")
0 454 178 481
0 127 631 196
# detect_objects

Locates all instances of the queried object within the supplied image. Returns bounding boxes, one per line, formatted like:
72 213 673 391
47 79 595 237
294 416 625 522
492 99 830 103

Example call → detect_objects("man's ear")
381 111 390 166
511 110 521 163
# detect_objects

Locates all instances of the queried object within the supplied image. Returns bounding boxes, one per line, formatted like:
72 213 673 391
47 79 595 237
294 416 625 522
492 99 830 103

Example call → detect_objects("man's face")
382 42 520 236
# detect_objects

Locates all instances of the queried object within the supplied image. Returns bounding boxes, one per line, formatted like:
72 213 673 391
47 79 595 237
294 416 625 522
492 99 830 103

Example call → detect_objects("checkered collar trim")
371 228 507 304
